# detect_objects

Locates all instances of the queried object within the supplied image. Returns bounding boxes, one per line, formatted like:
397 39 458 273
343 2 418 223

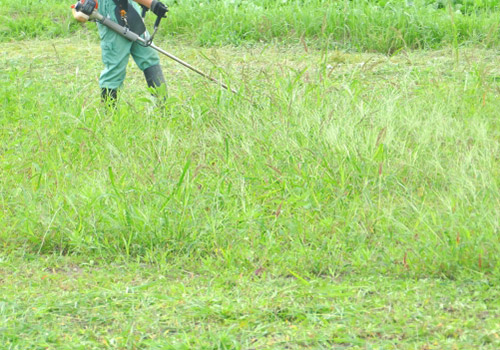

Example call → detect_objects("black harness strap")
112 0 129 11
112 0 146 36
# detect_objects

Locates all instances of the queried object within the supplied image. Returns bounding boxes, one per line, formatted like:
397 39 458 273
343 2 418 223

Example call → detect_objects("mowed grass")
1 34 500 347
1 255 499 349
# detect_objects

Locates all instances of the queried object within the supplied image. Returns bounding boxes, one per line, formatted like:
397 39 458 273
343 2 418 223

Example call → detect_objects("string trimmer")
73 0 238 94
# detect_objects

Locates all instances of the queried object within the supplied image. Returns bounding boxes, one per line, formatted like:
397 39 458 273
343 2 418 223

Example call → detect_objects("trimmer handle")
144 12 165 46
154 15 163 30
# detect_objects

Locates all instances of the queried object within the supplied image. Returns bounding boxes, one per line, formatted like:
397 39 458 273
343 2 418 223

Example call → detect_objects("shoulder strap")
112 0 128 10
112 0 146 36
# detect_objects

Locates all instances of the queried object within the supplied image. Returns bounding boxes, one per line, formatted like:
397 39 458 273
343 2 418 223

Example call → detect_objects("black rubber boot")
101 88 117 105
143 64 166 90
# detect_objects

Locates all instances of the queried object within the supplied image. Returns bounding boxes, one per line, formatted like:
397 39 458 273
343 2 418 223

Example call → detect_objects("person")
72 0 169 103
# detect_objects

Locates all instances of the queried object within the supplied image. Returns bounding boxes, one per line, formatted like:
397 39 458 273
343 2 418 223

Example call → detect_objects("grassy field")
1 0 500 51
1 255 499 349
1 0 500 348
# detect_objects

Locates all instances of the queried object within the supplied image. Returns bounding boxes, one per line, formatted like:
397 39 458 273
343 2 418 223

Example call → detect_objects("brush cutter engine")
74 0 98 16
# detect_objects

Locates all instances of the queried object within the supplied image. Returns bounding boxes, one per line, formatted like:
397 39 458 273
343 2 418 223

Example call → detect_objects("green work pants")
97 0 161 90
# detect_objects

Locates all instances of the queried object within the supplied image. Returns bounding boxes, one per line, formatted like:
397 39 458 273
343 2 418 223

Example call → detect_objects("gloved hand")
150 0 168 18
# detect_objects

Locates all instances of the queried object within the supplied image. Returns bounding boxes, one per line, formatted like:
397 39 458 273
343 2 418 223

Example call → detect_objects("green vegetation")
1 0 500 51
3 38 500 277
1 255 499 349
1 0 500 348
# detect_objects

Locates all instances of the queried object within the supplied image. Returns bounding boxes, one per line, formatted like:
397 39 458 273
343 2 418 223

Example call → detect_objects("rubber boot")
101 88 117 106
144 64 166 91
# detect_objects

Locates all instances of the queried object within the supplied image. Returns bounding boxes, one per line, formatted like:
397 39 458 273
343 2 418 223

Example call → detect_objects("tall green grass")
1 39 500 278
1 0 499 52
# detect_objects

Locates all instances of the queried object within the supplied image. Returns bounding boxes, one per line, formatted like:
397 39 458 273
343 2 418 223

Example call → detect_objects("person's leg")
97 0 134 102
130 40 166 91
98 38 132 100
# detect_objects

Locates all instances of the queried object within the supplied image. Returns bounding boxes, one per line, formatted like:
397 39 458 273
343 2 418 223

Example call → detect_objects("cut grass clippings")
1 254 499 349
